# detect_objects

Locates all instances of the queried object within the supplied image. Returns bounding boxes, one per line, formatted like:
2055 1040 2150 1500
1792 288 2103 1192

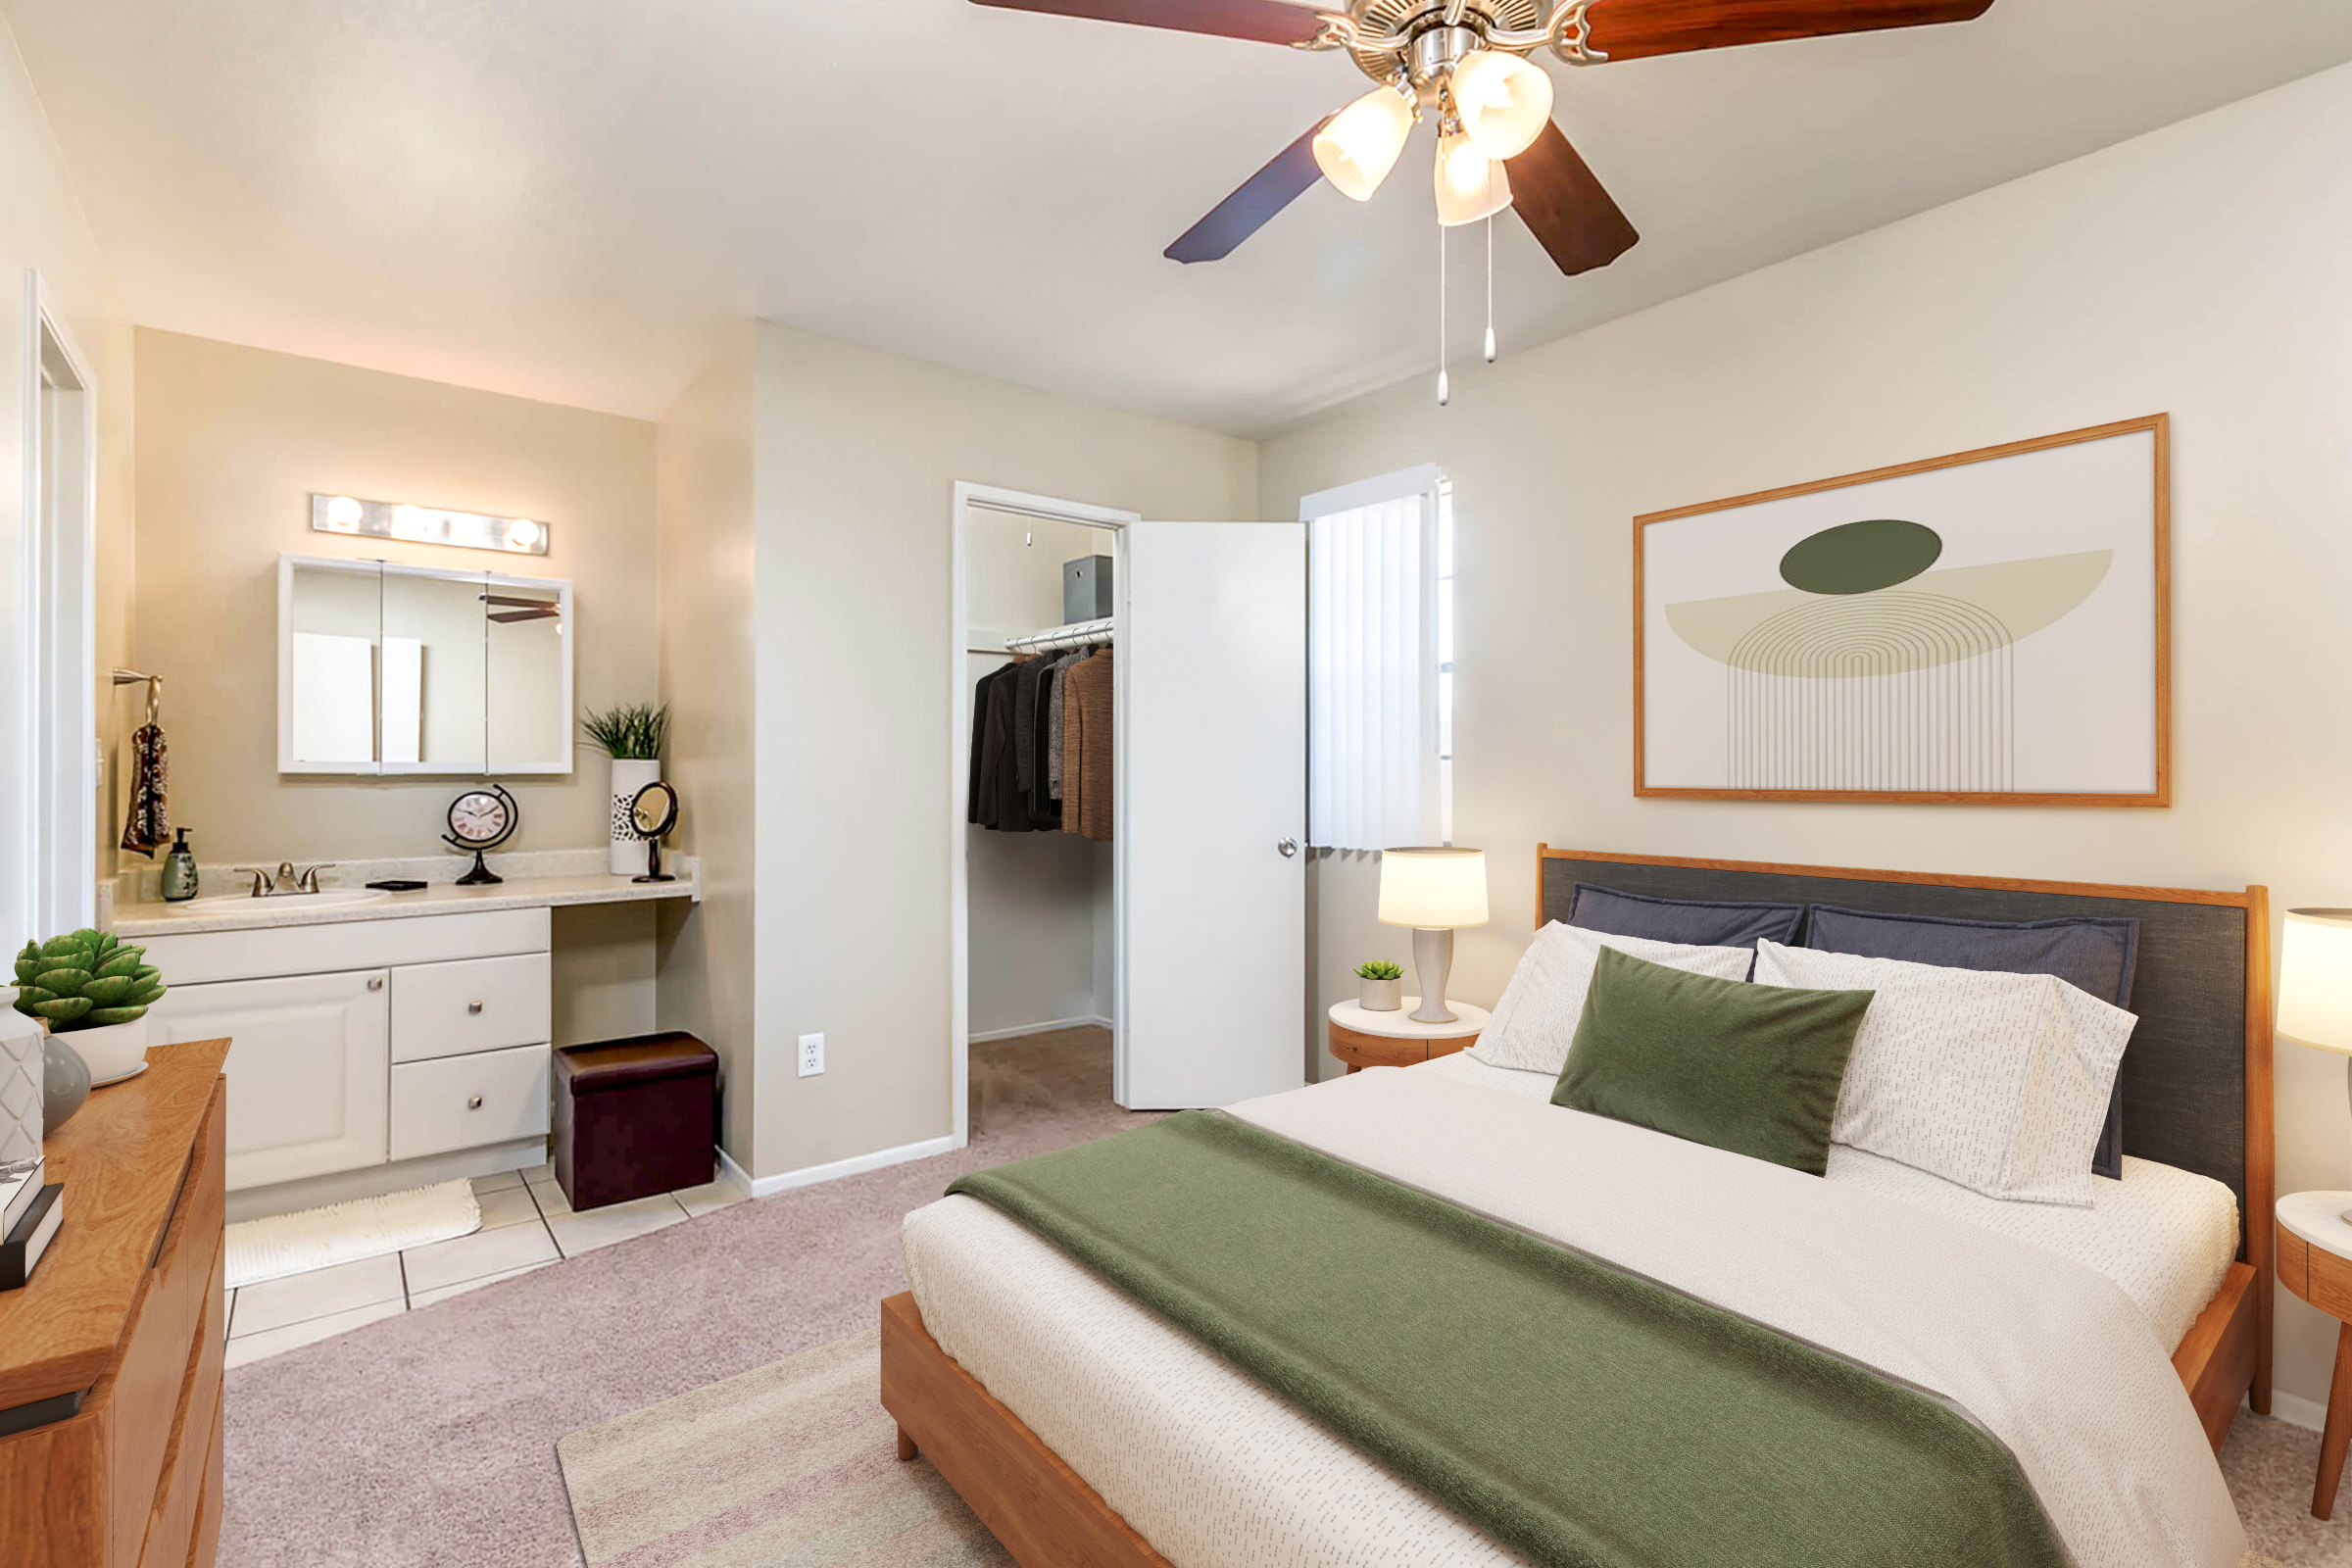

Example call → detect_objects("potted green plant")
582 703 670 876
1354 958 1403 1012
14 929 168 1089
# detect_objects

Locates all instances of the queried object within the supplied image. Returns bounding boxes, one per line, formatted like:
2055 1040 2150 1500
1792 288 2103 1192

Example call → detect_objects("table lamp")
1378 847 1490 1024
2278 907 2352 1221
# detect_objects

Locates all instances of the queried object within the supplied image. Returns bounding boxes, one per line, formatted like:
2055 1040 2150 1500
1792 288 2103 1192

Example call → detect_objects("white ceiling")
7 0 2350 437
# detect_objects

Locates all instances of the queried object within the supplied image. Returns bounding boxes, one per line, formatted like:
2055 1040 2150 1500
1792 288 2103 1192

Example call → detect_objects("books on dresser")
0 1155 42 1236
0 1181 62 1290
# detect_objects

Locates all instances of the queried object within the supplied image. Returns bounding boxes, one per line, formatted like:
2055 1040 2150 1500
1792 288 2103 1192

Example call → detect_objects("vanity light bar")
309 493 551 557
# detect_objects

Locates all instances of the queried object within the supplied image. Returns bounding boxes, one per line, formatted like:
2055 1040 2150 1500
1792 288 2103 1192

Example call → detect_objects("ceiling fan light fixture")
1434 129 1510 227
1312 84 1414 202
1450 49 1554 160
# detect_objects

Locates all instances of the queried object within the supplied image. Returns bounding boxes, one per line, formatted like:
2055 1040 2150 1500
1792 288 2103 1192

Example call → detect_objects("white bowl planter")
70 1013 152 1087
609 758 661 876
1358 976 1403 1012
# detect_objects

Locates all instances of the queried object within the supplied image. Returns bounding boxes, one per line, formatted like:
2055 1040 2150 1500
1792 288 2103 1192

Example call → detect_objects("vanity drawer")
389 1043 551 1161
389 954 551 1063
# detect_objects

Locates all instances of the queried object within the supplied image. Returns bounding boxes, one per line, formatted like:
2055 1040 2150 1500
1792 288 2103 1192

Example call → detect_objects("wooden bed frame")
881 849 2275 1566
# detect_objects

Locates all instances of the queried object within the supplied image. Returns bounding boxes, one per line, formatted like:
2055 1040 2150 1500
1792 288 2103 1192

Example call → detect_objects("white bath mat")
226 1178 482 1290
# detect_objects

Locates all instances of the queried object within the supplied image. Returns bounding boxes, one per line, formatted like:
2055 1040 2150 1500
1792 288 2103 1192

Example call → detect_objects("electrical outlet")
798 1032 825 1077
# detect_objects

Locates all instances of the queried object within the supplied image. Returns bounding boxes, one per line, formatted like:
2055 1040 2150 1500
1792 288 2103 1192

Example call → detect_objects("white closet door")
1120 520 1306 1109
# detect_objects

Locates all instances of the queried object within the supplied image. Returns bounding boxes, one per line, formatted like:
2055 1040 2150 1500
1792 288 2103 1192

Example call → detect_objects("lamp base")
1410 928 1456 1024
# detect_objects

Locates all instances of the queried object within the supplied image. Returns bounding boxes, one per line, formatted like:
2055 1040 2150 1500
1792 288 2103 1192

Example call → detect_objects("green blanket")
947 1110 2066 1568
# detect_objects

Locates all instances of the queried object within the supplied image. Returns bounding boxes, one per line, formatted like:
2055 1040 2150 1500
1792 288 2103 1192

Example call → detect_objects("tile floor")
222 1163 744 1369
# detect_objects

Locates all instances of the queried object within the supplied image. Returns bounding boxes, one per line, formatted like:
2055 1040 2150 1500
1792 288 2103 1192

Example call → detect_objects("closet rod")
1004 616 1114 655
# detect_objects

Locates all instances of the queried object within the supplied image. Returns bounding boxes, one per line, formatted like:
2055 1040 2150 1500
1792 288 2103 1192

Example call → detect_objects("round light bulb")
325 495 364 529
1450 50 1554 160
1313 85 1414 203
1434 131 1511 227
506 517 541 551
391 504 427 539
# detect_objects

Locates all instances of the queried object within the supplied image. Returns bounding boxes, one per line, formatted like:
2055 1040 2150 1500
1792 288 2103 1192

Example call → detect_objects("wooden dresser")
0 1040 229 1568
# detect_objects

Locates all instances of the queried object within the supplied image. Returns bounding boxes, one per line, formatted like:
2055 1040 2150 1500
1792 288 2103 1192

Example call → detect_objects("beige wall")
1260 61 2352 1414
130 327 659 859
0 13 135 907
653 325 759 1163
747 321 1257 1179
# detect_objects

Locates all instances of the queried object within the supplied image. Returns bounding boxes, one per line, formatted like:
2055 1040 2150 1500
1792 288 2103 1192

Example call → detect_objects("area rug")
557 1326 1008 1567
225 1177 480 1288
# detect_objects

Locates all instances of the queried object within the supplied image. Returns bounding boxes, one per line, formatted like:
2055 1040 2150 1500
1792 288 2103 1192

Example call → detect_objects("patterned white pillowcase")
1752 940 2134 1208
1469 923 1756 1077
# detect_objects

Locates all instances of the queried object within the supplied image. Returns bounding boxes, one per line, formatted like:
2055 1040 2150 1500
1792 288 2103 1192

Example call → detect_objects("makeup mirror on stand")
630 781 679 884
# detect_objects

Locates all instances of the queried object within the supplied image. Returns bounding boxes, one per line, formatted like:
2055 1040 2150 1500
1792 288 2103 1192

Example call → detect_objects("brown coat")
1059 648 1113 842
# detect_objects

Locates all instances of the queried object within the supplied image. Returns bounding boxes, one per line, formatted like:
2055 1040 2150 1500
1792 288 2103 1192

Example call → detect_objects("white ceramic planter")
1358 976 1403 1012
609 759 661 876
0 1002 42 1162
70 1013 151 1087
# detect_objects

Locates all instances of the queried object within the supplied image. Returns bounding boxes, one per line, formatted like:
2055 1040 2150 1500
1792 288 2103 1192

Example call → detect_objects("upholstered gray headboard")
1537 850 2272 1259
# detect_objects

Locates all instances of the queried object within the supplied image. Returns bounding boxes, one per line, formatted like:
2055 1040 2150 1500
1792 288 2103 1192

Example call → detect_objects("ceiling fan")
972 0 1994 395
481 593 562 625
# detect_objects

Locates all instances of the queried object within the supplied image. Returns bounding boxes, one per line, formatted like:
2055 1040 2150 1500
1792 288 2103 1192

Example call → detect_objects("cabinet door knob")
466 1002 484 1015
466 1095 484 1110
367 976 384 992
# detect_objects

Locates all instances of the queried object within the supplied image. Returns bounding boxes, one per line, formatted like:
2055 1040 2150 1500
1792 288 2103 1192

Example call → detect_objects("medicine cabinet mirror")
278 554 573 775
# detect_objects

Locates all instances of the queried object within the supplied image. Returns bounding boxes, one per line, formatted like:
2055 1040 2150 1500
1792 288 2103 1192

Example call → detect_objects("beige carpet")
557 1327 1008 1568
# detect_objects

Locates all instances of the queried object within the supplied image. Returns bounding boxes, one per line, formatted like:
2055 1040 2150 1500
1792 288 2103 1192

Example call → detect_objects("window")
1302 466 1449 852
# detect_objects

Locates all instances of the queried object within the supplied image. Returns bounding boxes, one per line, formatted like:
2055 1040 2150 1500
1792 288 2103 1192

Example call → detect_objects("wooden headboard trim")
1536 845 2275 1412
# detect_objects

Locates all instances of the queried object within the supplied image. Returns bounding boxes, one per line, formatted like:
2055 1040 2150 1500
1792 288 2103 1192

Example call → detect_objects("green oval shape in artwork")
1779 519 1943 595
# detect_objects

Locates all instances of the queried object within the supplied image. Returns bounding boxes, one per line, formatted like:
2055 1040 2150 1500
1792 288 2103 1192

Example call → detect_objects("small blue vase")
43 1035 89 1134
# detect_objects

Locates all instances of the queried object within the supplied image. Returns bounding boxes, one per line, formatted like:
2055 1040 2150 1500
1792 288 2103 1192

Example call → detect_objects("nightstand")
2278 1193 2352 1516
1327 999 1491 1074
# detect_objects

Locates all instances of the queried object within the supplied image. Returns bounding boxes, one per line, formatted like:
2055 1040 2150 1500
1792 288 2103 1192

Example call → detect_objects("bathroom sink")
157 889 393 916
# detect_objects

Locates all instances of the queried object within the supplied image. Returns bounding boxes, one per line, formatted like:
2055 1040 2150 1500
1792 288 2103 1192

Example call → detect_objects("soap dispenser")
161 828 198 903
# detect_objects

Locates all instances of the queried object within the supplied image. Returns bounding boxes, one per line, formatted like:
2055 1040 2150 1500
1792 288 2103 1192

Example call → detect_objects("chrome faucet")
230 862 339 898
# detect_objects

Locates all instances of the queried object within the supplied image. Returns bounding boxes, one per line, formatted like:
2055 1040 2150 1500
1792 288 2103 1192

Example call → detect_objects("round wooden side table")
1327 999 1491 1074
2278 1192 2352 1517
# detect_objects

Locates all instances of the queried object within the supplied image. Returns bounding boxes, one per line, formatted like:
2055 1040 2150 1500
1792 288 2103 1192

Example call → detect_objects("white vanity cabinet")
140 906 555 1216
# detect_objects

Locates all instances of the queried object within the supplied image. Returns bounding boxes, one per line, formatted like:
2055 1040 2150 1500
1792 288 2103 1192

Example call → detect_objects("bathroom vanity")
122 866 697 1220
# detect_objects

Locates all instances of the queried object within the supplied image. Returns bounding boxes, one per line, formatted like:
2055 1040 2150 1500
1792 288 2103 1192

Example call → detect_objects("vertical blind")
1307 468 1440 852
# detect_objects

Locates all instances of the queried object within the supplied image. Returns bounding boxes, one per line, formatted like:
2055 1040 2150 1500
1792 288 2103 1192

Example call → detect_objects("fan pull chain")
1437 222 1450 408
1484 216 1497 364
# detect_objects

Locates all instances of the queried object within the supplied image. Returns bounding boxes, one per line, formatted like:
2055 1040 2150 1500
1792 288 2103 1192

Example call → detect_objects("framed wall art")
1635 415 2169 806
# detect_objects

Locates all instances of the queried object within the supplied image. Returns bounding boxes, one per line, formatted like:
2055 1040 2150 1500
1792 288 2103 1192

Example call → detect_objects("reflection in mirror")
380 569 489 772
287 561 380 768
487 588 567 772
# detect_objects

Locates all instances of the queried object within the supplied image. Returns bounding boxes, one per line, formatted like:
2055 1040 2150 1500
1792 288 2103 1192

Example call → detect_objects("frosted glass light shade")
1379 847 1490 929
2280 907 2352 1054
1451 50 1553 159
1434 131 1511 226
1314 87 1414 202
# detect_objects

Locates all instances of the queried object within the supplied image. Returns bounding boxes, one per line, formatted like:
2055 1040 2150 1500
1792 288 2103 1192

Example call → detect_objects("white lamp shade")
2280 907 2352 1054
1451 50 1554 160
1379 847 1490 929
1314 87 1414 202
1434 130 1511 226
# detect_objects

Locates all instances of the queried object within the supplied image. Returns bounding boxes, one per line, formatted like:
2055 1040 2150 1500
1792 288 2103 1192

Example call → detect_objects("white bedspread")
903 1067 2247 1568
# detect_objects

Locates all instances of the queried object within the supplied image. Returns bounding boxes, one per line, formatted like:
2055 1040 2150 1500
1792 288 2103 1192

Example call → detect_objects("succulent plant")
1354 959 1403 981
13 930 167 1032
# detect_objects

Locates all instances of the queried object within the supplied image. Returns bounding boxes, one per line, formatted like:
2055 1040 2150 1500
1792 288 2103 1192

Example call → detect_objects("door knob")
367 976 384 992
1277 838 1299 858
467 1002 484 1014
466 1095 484 1110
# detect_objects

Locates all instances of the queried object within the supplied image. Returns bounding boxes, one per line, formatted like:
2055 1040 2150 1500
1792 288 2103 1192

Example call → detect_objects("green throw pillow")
1550 946 1873 1176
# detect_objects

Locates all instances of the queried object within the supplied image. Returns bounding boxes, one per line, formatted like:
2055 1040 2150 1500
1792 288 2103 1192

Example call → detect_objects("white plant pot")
0 1001 42 1162
70 1013 151 1087
1358 976 1403 1012
609 759 662 876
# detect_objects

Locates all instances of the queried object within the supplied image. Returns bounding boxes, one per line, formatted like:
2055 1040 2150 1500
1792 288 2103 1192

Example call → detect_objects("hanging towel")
121 721 169 859
1062 648 1113 843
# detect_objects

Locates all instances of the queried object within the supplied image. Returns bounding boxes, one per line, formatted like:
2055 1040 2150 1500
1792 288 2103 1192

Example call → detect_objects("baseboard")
969 1015 1113 1044
2270 1389 2328 1433
718 1134 959 1200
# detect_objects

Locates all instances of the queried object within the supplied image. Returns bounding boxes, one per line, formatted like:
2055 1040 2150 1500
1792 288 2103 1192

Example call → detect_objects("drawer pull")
368 976 385 991
467 1001 484 1014
466 1095 484 1109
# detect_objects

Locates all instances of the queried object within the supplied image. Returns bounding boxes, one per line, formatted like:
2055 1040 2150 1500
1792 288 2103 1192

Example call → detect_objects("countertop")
113 865 698 938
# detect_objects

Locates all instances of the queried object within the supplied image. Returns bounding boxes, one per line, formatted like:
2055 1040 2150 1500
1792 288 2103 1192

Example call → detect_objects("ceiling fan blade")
1165 120 1330 264
1506 122 1640 276
968 0 1329 46
489 609 560 623
1587 0 1993 62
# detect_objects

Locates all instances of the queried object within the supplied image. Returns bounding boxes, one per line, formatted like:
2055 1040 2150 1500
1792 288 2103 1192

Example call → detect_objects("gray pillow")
1801 904 2138 1180
1567 884 1805 953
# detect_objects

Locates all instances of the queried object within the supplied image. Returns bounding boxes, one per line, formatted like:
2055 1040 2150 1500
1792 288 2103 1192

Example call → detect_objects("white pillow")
1469 923 1756 1077
1752 940 2133 1207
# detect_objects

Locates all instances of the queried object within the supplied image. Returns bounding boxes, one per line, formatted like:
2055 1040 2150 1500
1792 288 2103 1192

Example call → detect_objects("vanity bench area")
117 865 699 1221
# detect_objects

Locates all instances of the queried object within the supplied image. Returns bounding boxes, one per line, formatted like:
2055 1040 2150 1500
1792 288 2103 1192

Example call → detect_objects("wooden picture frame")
1634 415 2171 806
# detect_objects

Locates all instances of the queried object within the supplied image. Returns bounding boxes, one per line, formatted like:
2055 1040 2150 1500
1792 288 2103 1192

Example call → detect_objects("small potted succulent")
1354 959 1403 1012
14 929 168 1089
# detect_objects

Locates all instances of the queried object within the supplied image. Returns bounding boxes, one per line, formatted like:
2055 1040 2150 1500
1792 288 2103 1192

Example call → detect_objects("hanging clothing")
1061 647 1113 843
972 662 1023 831
1045 648 1088 802
121 721 169 859
1012 657 1054 799
967 662 1001 825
